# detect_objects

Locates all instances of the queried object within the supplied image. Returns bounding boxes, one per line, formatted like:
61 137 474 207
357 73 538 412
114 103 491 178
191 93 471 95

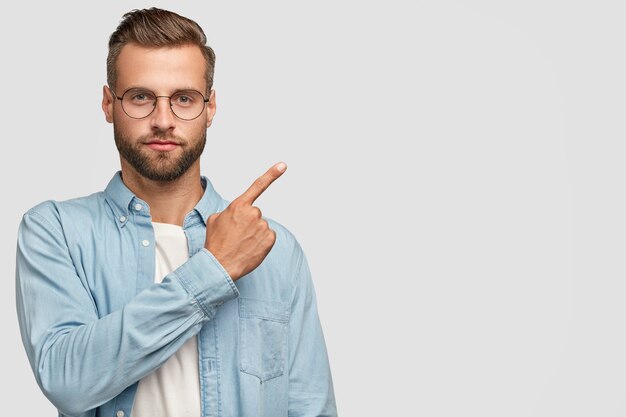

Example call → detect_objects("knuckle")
255 177 267 190
255 221 266 234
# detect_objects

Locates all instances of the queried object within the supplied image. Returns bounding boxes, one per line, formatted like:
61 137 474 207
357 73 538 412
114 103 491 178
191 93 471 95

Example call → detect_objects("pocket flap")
239 298 290 322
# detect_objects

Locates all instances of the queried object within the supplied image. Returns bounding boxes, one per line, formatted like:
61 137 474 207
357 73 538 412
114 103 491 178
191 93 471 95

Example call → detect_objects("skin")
102 43 286 280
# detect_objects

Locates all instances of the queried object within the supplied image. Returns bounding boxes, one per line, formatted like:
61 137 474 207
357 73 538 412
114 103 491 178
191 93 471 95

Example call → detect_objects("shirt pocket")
239 297 290 382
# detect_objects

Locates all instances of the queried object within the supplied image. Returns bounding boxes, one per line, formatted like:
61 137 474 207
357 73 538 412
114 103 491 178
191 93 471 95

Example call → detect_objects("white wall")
2 1 624 415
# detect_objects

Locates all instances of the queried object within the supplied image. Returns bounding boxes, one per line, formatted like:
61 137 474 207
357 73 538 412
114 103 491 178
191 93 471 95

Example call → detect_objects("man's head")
102 8 217 182
107 8 215 95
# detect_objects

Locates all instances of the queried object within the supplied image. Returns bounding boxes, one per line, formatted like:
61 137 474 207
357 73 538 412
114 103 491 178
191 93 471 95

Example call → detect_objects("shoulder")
21 192 108 233
265 217 306 273
234 216 307 301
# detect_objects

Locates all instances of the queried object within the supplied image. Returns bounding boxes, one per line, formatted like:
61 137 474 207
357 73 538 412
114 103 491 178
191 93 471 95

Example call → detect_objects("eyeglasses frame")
109 86 211 121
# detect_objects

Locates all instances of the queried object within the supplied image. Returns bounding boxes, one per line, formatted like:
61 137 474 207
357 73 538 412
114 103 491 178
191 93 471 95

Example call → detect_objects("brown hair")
107 8 216 95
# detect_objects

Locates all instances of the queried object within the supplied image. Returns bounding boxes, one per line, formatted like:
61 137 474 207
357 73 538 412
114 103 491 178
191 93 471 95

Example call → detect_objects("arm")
288 250 338 417
15 209 238 416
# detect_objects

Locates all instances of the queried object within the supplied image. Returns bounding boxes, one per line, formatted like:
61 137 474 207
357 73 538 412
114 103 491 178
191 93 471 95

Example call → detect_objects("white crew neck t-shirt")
131 222 201 417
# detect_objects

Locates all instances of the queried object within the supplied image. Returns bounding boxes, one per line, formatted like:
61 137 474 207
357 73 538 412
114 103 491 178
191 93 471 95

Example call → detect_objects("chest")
66 218 292 317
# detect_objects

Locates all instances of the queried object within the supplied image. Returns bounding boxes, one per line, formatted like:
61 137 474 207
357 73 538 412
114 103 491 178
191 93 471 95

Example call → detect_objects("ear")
206 89 216 128
102 85 115 124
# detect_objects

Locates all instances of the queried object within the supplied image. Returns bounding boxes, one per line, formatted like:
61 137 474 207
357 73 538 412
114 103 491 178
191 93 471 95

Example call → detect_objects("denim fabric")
15 172 337 417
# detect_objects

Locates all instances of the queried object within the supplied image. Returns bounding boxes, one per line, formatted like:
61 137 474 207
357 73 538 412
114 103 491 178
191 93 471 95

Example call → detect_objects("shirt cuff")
173 248 239 318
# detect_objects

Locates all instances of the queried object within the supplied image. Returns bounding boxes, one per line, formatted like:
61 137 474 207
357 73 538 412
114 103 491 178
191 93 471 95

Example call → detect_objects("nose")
150 96 176 131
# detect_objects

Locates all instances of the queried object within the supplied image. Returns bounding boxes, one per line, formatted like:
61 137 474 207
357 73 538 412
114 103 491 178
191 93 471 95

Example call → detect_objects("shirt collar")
104 171 226 227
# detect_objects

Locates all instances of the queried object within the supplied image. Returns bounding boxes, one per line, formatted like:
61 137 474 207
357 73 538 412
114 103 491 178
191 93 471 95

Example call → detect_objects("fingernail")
277 162 287 172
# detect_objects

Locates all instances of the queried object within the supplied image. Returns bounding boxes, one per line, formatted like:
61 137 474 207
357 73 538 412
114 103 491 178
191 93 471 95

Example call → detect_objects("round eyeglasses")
111 87 210 121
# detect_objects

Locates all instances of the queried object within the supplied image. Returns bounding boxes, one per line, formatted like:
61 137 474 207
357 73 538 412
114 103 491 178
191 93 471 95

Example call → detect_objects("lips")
145 140 180 152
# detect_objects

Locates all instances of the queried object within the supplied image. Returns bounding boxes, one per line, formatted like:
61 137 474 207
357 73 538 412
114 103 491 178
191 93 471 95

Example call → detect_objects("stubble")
113 125 206 182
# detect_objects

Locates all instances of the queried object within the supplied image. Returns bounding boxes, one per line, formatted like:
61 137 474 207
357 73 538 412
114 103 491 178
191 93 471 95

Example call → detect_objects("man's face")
102 43 216 182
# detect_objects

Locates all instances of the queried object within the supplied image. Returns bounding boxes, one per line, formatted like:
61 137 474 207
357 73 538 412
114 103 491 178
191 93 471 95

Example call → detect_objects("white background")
1 1 624 415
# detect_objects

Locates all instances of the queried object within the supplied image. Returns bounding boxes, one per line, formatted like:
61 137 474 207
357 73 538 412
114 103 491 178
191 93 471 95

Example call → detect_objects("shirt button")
119 215 127 223
116 411 125 417
134 203 143 211
142 240 150 247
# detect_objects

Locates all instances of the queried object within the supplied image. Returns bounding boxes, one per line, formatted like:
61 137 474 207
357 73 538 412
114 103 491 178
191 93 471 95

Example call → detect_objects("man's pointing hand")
205 162 287 281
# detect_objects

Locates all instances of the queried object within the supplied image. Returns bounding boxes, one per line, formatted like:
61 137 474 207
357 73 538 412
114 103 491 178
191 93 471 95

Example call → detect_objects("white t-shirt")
131 222 201 417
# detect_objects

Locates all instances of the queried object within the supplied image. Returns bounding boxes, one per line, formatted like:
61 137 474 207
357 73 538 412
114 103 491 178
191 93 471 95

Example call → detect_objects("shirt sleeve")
287 249 338 417
15 209 238 416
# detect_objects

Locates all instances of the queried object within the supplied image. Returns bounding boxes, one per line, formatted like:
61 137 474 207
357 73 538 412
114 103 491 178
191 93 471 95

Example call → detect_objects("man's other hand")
205 162 287 281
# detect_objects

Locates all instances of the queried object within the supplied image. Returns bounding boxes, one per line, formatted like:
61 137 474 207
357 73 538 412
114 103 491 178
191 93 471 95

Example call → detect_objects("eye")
172 91 200 107
126 90 155 104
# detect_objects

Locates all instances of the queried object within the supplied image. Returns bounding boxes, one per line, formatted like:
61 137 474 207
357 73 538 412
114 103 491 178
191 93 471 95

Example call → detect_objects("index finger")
236 162 287 205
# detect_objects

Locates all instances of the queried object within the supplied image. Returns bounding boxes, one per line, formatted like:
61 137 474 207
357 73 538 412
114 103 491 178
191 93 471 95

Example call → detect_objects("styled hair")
107 8 216 94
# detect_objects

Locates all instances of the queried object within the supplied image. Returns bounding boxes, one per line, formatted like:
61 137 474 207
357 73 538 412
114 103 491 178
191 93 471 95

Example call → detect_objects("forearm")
17 245 237 415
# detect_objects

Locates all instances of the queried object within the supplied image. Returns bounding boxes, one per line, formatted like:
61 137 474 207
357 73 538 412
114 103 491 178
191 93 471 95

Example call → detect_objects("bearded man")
15 8 336 417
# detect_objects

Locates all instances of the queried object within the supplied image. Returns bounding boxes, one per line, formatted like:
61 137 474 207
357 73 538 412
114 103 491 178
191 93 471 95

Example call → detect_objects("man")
15 8 336 417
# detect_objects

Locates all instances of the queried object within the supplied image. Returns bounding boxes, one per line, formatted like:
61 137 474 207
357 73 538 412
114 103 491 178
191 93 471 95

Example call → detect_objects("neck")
119 161 204 226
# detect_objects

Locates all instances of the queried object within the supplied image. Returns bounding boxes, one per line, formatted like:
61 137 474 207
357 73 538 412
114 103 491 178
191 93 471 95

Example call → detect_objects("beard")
114 125 206 182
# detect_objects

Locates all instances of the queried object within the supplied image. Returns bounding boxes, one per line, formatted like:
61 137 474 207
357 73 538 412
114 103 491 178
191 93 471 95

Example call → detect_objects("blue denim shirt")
15 172 336 417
